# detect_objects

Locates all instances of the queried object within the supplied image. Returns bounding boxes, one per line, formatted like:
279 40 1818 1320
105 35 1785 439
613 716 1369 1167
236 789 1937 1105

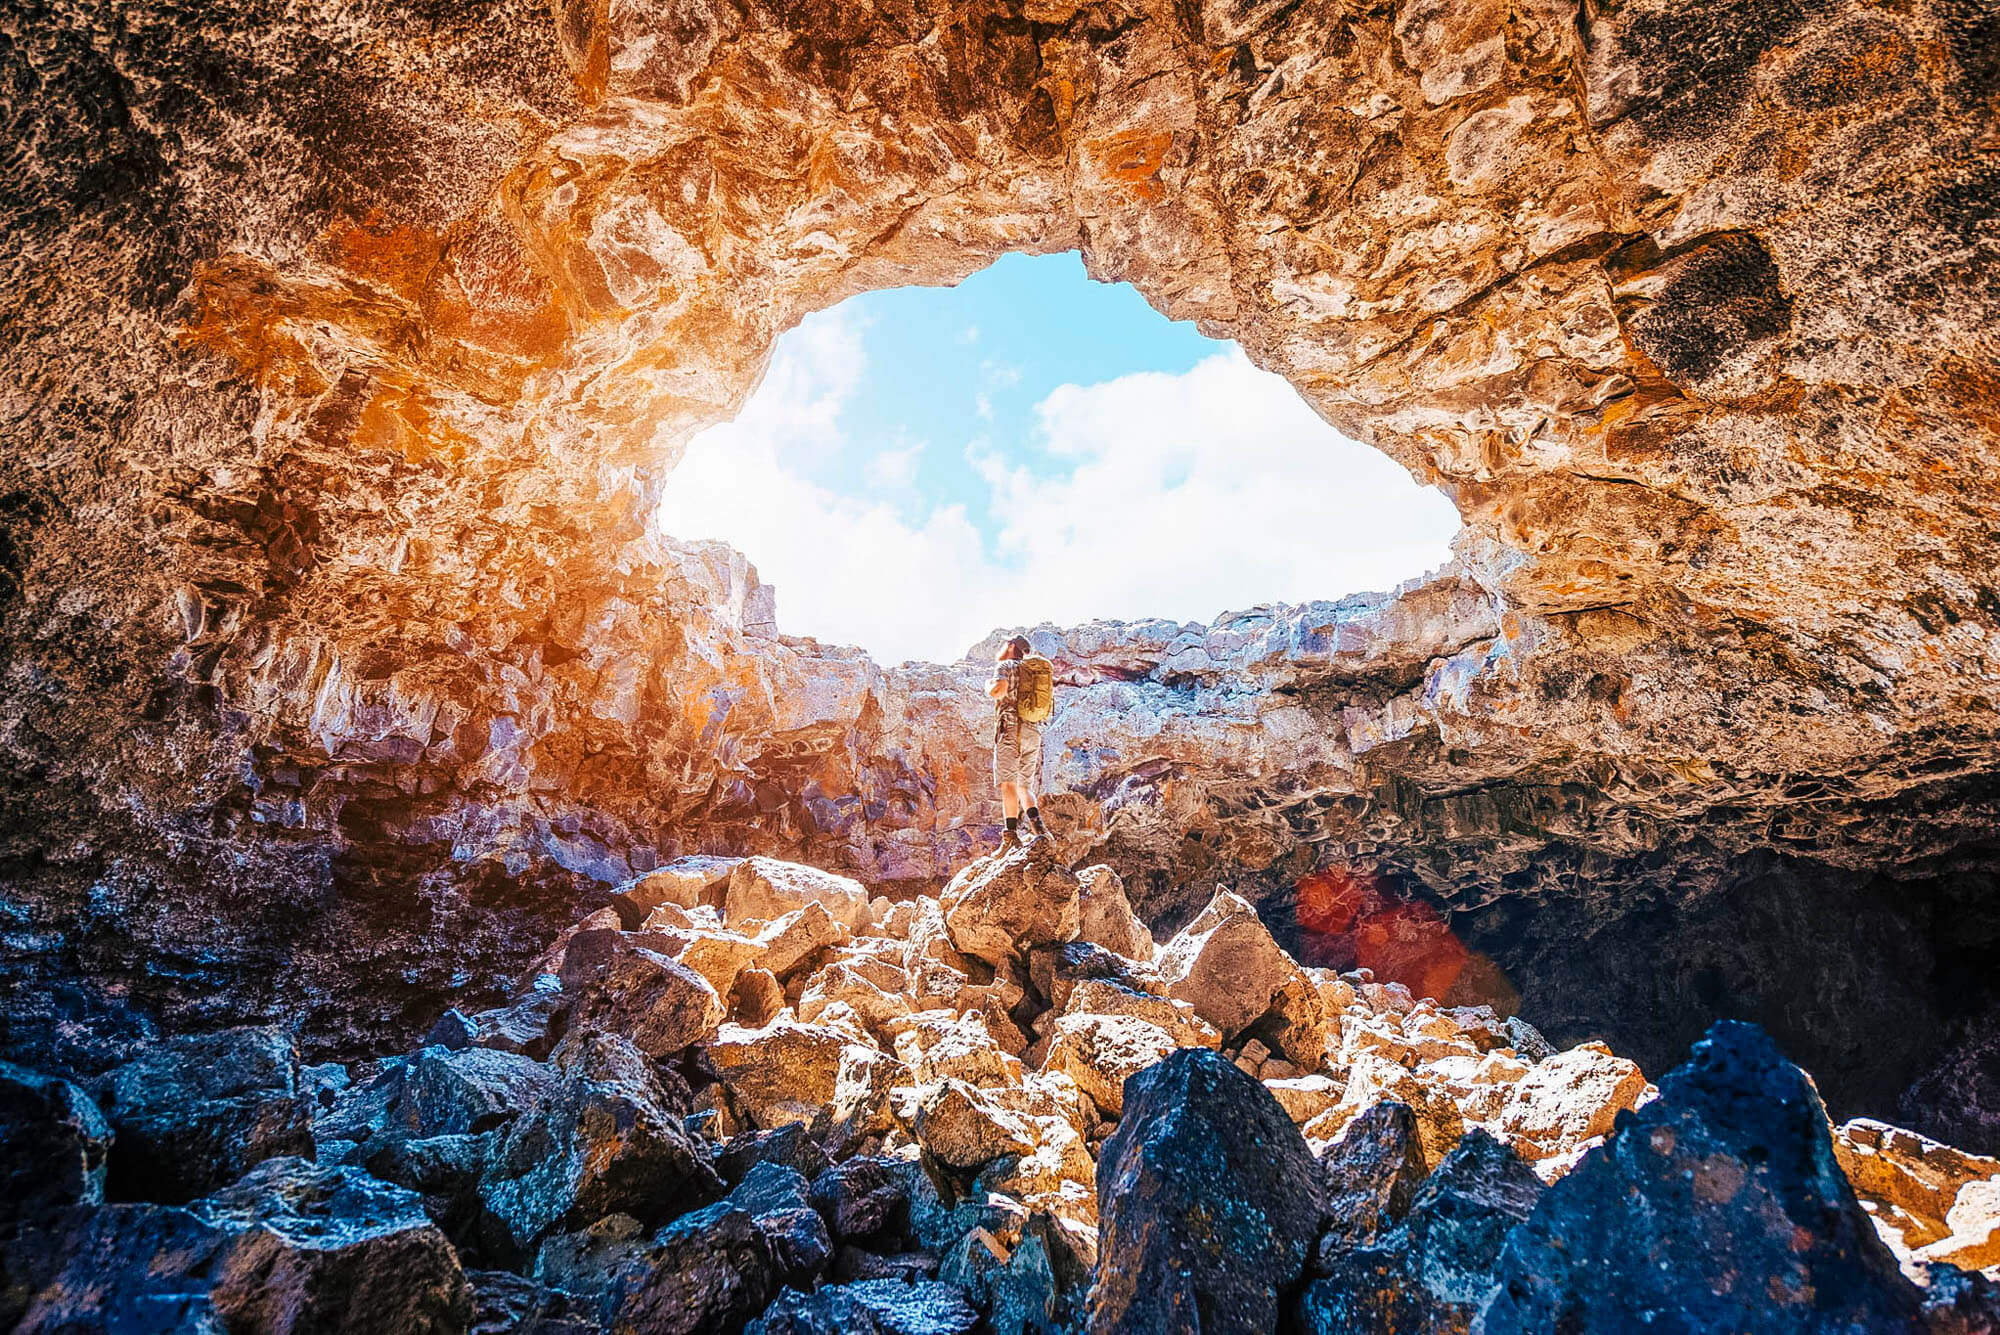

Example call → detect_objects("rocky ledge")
7 851 1998 1333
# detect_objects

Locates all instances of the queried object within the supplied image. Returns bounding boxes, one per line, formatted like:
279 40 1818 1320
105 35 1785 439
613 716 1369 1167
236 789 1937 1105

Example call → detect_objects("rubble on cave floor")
5 848 1999 1334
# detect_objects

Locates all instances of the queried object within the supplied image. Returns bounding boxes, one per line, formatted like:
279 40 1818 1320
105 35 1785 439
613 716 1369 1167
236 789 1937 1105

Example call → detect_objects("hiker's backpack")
1015 654 1055 723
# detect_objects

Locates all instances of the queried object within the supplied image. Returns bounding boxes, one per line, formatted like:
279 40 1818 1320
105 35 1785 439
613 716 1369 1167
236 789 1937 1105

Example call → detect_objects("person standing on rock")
988 635 1055 851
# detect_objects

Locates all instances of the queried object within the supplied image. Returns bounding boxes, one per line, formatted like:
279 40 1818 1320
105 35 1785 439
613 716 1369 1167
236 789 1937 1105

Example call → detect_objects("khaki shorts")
993 715 1044 788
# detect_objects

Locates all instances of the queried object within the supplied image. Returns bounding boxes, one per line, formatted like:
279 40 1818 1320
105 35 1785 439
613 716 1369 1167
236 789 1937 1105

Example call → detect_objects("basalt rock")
98 1026 315 1204
1478 1021 1930 1334
1088 1048 1326 1335
0 1062 112 1234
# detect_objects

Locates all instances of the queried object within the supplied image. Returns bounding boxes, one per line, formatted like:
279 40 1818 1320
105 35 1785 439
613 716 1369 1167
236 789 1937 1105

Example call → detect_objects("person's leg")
1022 723 1048 836
1000 782 1022 820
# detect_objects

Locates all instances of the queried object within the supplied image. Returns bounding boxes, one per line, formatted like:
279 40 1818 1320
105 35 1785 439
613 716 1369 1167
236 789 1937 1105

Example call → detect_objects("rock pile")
5 850 1998 1333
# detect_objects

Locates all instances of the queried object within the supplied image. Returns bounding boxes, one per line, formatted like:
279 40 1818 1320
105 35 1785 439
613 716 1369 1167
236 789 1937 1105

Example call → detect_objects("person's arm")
986 676 1007 700
987 662 1011 700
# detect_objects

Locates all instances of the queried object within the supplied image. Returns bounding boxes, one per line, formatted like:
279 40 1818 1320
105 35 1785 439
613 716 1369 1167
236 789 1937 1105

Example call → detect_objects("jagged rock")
478 1033 720 1264
1835 1116 2000 1263
915 1079 1038 1170
1154 892 1303 1043
674 928 769 1001
1921 1175 2000 1271
193 1157 474 1334
706 1020 858 1130
398 1046 558 1138
1495 1040 1651 1162
713 1124 833 1190
1325 1051 1466 1170
1074 866 1153 964
467 1269 601 1335
558 937 724 1058
531 1212 651 1302
1264 1074 1344 1127
0 1061 111 1232
620 858 740 919
422 1010 477 1052
360 1132 491 1253
1089 1048 1325 1334
471 989 565 1059
798 960 914 1030
99 1026 314 1204
1294 1128 1543 1334
940 1218 1085 1335
1062 979 1219 1049
748 1279 979 1335
606 1203 780 1335
810 1157 910 1244
1478 1022 1927 1334
1919 1263 2000 1334
891 1009 1024 1088
757 903 851 979
941 846 1081 968
11 1157 472 1335
829 1248 939 1283
1313 1101 1428 1261
1044 1013 1178 1118
730 1161 835 1288
727 858 872 933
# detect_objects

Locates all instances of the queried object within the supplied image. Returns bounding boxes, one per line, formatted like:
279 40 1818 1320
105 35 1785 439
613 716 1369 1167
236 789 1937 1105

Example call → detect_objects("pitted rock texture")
8 853 1998 1333
0 0 1997 1161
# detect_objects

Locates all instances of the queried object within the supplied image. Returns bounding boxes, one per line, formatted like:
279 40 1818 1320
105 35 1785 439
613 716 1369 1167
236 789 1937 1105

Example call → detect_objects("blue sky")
654 252 1462 664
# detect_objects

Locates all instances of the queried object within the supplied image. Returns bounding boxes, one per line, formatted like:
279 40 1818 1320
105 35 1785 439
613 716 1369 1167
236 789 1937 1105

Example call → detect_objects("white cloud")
652 311 1461 664
956 324 980 344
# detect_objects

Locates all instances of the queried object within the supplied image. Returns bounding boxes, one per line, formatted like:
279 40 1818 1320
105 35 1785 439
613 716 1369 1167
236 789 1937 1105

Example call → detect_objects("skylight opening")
652 252 1461 666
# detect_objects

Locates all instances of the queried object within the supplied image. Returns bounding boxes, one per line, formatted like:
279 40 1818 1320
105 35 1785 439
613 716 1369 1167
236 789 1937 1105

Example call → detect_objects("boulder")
890 1010 1024 1088
1335 1051 1466 1170
809 1157 910 1243
940 846 1081 967
748 1279 979 1335
1063 979 1219 1049
1917 1174 2000 1270
421 1009 477 1052
1478 1021 1927 1334
1153 892 1300 1042
193 1157 474 1335
606 1203 780 1335
1074 866 1153 963
1312 1100 1427 1261
1044 1014 1178 1118
1263 1074 1343 1127
706 1020 857 1130
757 903 851 979
478 1033 720 1265
798 961 913 1030
559 938 724 1058
466 1268 601 1335
1088 1048 1325 1335
618 857 740 918
1495 1040 1651 1162
0 1061 112 1232
675 928 768 1000
471 989 565 1059
730 1161 835 1287
732 967 787 1027
99 1026 314 1204
1294 1129 1543 1334
914 1080 1038 1170
726 858 871 933
713 1124 833 1190
12 1157 474 1335
397 1046 558 1139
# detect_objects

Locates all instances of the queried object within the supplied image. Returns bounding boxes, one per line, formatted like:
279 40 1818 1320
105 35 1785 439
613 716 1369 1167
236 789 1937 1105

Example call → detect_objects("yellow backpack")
1015 654 1054 723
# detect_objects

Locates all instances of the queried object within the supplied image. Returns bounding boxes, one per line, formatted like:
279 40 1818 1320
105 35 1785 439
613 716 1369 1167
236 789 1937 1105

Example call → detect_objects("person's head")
998 636 1032 662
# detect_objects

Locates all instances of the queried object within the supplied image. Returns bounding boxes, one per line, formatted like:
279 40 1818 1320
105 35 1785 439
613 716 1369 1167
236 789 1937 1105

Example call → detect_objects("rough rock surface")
1088 1048 1326 1334
9 854 1999 1333
1479 1021 1930 1333
0 0 1998 1173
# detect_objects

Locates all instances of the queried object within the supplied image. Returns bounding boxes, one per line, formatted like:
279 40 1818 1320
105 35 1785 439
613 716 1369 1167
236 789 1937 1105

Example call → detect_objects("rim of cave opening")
647 250 1464 667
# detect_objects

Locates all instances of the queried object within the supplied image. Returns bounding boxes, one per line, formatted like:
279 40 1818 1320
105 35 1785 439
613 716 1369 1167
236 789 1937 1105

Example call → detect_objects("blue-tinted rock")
477 1032 720 1266
422 1009 478 1052
100 1026 314 1203
11 1158 469 1335
607 1204 779 1335
1087 1048 1324 1335
713 1123 832 1189
748 1279 979 1335
1311 1099 1426 1267
1294 1128 1541 1334
0 1060 112 1231
467 1268 600 1335
734 1161 834 1287
1478 1021 1926 1334
809 1156 910 1243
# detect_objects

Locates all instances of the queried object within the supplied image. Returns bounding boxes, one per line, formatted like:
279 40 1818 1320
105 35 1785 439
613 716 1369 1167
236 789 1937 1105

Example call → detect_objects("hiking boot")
997 828 1023 854
1028 810 1051 839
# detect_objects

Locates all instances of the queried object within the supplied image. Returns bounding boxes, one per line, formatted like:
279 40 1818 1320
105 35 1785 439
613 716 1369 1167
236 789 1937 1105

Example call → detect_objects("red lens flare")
1293 865 1518 1013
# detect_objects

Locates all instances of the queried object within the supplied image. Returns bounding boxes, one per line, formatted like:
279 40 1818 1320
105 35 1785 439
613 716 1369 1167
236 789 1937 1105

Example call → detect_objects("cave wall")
1 0 1997 1143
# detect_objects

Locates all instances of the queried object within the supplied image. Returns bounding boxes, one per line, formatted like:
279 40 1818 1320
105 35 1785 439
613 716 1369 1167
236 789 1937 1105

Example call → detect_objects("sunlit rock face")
1 0 1997 1150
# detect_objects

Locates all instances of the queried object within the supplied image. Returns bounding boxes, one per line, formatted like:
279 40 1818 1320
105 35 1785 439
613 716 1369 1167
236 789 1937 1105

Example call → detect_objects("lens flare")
1293 865 1519 1013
